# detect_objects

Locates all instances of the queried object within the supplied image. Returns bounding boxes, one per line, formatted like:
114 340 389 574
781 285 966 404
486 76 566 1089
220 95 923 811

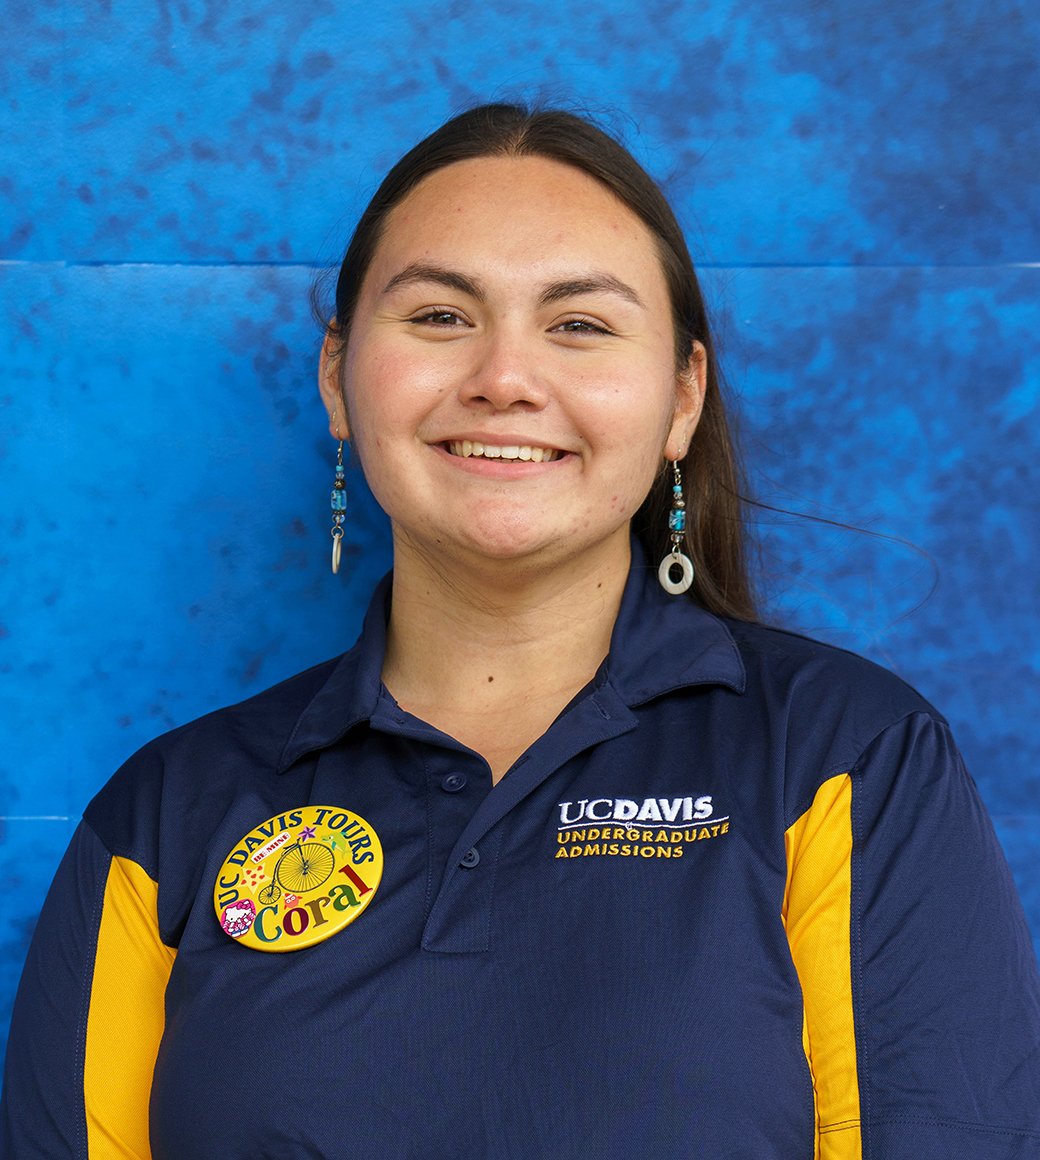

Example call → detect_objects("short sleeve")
786 712 1040 1159
0 821 176 1159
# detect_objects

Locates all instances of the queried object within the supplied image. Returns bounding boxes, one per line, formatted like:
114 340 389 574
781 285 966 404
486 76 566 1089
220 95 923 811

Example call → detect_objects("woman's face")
323 154 704 573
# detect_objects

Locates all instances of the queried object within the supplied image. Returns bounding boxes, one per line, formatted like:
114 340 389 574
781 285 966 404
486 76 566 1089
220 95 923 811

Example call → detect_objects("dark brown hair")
319 103 757 621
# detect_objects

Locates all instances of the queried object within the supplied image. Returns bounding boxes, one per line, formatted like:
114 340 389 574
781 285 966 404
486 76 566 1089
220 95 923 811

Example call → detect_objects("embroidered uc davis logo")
554 795 730 860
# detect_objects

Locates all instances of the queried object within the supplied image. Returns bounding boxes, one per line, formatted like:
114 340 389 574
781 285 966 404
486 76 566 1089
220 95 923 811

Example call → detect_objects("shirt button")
460 847 480 868
441 773 467 793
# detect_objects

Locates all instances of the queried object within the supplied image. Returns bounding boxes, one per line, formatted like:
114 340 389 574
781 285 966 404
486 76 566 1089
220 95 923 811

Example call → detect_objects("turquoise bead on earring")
658 460 695 595
668 465 686 533
330 413 346 574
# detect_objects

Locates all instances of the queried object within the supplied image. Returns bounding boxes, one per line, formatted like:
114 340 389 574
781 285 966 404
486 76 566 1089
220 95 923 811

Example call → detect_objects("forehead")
371 154 666 291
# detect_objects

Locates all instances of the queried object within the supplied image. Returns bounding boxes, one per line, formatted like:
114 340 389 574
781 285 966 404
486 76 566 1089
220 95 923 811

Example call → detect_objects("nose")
458 324 550 412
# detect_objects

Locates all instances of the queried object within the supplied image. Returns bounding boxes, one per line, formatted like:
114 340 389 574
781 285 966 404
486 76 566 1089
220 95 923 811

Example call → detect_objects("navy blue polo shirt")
3 553 1040 1159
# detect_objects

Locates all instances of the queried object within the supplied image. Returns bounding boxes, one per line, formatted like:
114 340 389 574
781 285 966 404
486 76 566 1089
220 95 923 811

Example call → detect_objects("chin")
457 515 628 571
457 525 560 564
397 501 630 571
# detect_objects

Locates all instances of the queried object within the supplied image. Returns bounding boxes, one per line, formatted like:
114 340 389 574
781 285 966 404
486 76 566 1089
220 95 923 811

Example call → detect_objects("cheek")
584 379 676 457
344 346 414 445
593 388 675 504
346 335 459 433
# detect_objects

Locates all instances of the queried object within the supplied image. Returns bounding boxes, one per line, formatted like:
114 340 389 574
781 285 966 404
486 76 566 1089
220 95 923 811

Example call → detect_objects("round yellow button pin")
214 806 383 952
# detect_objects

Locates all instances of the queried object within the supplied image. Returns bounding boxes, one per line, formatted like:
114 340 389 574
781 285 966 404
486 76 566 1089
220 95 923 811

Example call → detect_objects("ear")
318 325 350 441
663 341 707 462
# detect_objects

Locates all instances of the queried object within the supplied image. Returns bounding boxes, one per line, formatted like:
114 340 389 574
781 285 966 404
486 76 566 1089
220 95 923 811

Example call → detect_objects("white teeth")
447 441 559 461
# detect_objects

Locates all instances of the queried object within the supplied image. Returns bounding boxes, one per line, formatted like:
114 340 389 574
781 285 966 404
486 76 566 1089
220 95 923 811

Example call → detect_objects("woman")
3 104 1039 1159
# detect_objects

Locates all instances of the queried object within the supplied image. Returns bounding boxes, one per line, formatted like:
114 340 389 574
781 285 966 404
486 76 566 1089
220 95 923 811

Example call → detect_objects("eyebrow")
381 263 646 310
537 275 645 311
382 263 486 300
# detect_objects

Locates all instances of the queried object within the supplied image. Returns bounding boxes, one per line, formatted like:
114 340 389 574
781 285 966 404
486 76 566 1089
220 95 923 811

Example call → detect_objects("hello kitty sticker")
220 898 256 938
214 807 383 952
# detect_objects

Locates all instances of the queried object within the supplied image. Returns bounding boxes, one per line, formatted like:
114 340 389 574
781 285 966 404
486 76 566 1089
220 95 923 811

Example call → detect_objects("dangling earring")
658 460 694 595
330 410 346 574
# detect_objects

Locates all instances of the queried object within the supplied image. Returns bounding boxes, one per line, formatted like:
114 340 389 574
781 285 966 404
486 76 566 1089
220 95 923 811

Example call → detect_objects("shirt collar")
603 539 746 705
277 539 745 773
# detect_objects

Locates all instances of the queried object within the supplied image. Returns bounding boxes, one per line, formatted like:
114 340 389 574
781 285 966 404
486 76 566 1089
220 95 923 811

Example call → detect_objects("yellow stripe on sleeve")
84 855 176 1159
783 773 862 1160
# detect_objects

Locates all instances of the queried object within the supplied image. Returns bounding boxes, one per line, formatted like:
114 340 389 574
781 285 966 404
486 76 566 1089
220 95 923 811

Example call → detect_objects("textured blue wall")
3 0 1038 1060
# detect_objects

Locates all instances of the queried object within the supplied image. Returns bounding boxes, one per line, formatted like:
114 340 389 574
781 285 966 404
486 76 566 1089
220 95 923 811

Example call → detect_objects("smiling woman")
3 105 1039 1160
319 148 709 778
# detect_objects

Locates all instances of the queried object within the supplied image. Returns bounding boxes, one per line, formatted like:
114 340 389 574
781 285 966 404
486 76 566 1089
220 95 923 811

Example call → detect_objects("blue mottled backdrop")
2 0 1038 1059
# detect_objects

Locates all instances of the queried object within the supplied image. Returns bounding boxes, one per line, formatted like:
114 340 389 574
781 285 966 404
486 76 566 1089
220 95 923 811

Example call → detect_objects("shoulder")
731 617 935 706
719 618 947 811
83 655 343 874
725 617 940 724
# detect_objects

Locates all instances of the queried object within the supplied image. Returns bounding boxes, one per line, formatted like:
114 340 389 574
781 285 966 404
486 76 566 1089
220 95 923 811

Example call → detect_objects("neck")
381 530 632 777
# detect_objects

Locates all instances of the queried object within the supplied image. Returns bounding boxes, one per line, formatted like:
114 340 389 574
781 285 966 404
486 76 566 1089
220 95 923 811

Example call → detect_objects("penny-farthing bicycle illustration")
256 838 336 907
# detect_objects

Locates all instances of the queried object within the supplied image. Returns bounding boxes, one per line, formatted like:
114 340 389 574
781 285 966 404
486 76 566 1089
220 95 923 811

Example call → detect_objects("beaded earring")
330 410 346 574
657 460 695 595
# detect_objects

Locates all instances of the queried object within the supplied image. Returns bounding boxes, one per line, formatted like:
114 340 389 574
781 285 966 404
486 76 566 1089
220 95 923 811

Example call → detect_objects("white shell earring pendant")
659 550 694 595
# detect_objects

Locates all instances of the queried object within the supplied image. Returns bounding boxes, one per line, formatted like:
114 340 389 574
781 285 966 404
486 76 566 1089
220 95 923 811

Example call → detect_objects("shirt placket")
419 683 639 953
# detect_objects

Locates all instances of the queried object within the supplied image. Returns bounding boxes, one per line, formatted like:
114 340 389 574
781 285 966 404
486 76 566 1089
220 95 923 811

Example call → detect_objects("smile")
446 441 562 463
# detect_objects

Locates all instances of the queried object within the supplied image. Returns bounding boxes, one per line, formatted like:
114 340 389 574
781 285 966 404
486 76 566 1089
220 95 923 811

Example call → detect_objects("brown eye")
412 310 466 327
553 318 613 335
